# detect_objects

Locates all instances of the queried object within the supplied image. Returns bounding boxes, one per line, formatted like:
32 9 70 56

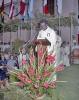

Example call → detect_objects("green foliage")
4 23 11 32
0 15 78 33
47 16 79 28
22 22 31 30
12 39 24 53
0 19 31 32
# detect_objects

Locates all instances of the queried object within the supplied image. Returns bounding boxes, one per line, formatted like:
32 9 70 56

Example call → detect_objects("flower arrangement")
11 46 64 100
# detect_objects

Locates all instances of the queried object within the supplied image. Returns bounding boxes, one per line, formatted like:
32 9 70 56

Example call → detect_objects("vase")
35 94 46 100
28 94 46 100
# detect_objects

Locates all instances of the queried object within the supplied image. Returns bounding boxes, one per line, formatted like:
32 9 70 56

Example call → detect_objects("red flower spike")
28 67 35 76
39 60 44 66
46 55 55 64
43 71 51 77
17 73 28 79
38 49 43 57
30 55 35 64
43 82 49 89
26 79 32 84
17 82 25 87
49 82 56 88
17 73 30 84
36 74 41 80
54 64 64 72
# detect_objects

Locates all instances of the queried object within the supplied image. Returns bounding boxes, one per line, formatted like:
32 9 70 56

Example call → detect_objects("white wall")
3 30 31 43
61 27 70 42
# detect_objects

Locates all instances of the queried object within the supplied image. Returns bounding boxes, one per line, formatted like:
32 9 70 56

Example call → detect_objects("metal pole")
20 20 22 40
10 24 12 52
70 15 73 64
58 14 61 35
2 24 4 52
70 15 73 48
42 0 44 16
30 19 33 40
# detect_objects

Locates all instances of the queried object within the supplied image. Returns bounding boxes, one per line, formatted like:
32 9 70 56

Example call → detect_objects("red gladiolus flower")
17 73 28 79
43 82 49 89
17 82 25 87
19 77 26 83
39 60 44 65
36 74 41 80
30 55 35 64
54 64 64 72
49 82 56 88
22 59 27 65
46 55 55 64
38 49 43 57
43 71 51 77
26 79 32 84
17 73 29 83
20 77 32 84
28 67 35 76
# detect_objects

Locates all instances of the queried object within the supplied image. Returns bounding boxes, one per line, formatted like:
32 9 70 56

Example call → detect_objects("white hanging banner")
57 0 62 15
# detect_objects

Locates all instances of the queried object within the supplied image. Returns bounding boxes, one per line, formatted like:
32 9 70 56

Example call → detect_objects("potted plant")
10 46 64 100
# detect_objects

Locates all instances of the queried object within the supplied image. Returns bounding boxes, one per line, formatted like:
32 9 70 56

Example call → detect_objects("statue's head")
39 19 48 31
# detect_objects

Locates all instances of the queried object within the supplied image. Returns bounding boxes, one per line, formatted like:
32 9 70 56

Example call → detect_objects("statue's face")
40 22 47 31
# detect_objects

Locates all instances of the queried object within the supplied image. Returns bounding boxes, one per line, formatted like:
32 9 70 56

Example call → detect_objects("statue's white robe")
37 26 57 54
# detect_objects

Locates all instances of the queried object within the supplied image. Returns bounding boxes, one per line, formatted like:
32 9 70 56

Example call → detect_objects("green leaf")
47 72 56 83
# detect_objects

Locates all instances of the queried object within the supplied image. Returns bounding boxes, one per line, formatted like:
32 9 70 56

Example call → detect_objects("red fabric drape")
20 0 26 15
43 5 49 14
